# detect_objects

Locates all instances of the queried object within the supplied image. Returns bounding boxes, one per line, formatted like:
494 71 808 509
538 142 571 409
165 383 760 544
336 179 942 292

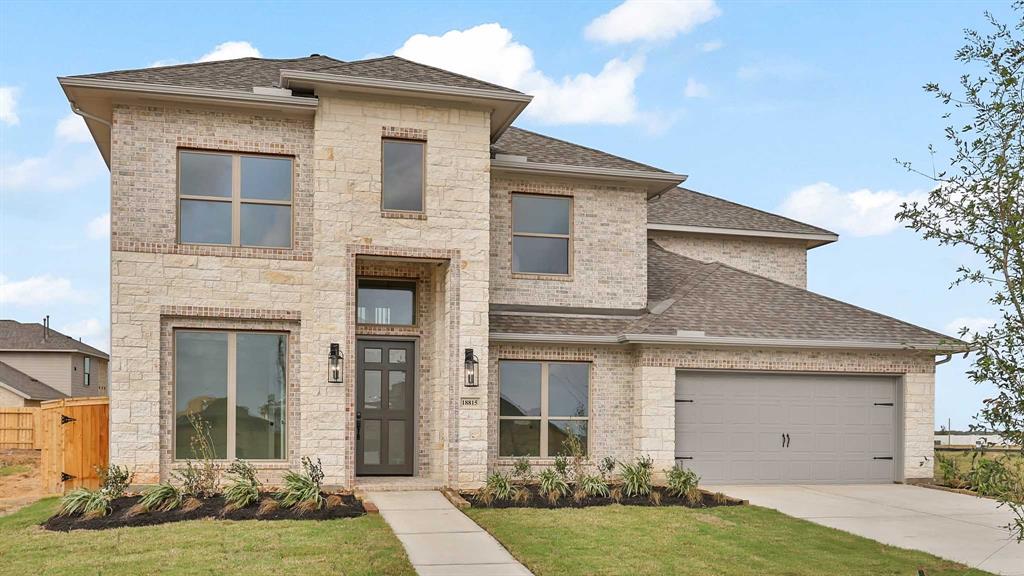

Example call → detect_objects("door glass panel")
240 204 291 248
180 200 231 245
363 420 381 465
180 152 232 197
235 333 287 460
388 370 406 410
499 361 541 416
512 236 569 275
240 156 292 201
549 363 589 417
499 419 540 457
364 348 382 363
389 349 406 364
174 331 228 459
388 420 406 465
364 370 381 409
548 420 588 457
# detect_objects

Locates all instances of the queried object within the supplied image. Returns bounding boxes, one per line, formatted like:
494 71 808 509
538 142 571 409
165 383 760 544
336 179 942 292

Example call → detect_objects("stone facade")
491 175 648 309
649 231 808 288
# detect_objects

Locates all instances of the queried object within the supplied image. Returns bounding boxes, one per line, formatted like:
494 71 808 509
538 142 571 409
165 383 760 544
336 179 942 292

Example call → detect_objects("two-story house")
59 54 960 488
0 319 109 407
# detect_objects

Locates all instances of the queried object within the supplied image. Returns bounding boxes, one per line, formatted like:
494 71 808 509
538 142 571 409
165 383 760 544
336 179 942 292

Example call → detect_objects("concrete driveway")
711 484 1023 575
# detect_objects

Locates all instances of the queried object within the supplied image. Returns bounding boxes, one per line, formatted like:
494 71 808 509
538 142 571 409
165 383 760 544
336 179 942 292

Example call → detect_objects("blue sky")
0 1 1012 429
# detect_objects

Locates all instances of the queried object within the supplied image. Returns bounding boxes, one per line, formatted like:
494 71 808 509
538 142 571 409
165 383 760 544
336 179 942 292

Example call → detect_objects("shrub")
620 456 653 497
173 413 221 497
538 468 569 504
598 456 617 479
483 471 515 501
511 458 533 483
59 487 110 518
139 482 183 512
97 464 133 498
665 464 702 504
279 457 325 510
224 460 262 511
968 454 1011 497
935 452 967 488
553 455 569 478
579 474 610 498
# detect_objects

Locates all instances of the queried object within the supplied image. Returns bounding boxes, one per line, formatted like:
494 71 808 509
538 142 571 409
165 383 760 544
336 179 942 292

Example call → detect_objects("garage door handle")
873 402 894 406
873 456 893 460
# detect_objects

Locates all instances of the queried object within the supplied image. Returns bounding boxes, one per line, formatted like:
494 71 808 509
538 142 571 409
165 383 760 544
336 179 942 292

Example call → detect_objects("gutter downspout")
69 102 112 127
935 354 953 366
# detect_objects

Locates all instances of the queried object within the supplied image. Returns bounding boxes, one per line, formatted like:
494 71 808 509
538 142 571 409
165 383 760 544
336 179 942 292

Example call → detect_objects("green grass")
934 448 1024 484
467 504 993 576
0 498 415 576
0 464 31 477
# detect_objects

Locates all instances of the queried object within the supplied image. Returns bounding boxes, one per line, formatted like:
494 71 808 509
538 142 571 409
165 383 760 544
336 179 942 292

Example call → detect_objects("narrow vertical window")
511 194 571 275
83 357 91 387
381 139 424 212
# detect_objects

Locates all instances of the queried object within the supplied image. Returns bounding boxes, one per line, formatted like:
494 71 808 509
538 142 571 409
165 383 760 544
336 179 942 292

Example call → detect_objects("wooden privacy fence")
0 407 43 449
40 397 108 494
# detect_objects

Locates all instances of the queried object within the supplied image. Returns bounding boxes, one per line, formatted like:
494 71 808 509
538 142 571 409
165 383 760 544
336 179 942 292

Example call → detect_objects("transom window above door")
357 279 416 325
381 139 425 212
511 194 572 275
178 150 294 248
499 360 589 457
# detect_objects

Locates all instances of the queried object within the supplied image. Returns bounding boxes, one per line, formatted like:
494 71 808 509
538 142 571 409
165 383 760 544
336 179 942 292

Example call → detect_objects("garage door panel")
676 372 897 485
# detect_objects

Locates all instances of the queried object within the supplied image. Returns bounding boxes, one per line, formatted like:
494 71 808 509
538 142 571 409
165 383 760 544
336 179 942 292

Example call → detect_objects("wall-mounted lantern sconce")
328 343 343 383
464 348 479 387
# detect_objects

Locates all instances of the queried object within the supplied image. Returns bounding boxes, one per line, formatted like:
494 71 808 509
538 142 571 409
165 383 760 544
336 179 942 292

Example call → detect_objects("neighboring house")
59 54 963 488
0 320 109 406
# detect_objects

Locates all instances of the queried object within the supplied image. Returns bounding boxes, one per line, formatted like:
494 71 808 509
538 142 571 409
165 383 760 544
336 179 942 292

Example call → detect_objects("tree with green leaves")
897 3 1023 540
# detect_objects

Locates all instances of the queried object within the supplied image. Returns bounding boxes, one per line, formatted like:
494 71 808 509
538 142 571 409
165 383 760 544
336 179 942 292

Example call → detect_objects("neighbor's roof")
492 127 670 174
67 54 522 96
648 187 837 241
489 242 961 351
0 320 109 358
0 361 66 401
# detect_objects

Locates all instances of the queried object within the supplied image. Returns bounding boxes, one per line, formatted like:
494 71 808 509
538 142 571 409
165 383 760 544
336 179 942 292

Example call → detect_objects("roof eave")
0 381 31 400
278 69 532 142
491 159 686 197
647 223 839 248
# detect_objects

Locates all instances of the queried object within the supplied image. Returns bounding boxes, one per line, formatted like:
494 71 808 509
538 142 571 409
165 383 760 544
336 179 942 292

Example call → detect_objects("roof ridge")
316 55 522 94
651 187 837 236
69 54 344 80
507 126 668 173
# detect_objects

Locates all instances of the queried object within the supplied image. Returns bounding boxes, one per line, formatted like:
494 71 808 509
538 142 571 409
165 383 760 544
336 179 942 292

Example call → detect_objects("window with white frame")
174 330 287 460
178 150 294 248
498 360 589 457
511 193 572 275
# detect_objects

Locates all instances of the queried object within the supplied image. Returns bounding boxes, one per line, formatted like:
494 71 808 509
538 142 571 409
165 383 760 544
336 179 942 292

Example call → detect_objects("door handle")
356 411 362 441
783 433 790 448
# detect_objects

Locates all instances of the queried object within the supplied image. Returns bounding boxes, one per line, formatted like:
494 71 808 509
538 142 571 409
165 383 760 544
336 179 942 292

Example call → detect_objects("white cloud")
0 86 18 125
0 146 105 192
55 113 92 144
0 274 83 306
59 318 109 353
86 213 110 239
737 57 812 81
197 41 262 63
585 0 721 44
778 182 927 237
699 40 723 52
945 317 995 338
395 23 644 125
683 77 709 98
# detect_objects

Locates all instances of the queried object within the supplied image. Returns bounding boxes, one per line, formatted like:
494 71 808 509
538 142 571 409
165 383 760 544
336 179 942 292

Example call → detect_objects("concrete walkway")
711 484 1023 576
369 490 532 576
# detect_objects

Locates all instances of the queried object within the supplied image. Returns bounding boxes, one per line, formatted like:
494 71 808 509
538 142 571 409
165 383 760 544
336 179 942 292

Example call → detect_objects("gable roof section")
314 56 523 94
648 187 837 245
493 127 669 173
0 361 66 401
0 320 109 358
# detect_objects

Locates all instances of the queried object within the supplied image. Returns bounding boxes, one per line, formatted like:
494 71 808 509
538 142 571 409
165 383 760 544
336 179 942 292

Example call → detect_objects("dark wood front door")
356 340 415 476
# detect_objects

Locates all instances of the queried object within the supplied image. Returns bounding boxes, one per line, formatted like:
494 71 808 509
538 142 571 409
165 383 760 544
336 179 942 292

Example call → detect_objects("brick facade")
649 231 808 288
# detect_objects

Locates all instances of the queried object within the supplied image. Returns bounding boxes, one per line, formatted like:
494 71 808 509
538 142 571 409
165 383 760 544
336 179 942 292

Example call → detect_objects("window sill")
170 460 291 468
381 210 427 221
511 273 574 282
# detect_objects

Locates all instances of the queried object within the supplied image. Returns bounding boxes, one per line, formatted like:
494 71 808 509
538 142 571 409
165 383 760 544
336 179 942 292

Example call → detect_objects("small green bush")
224 460 262 510
553 455 569 478
483 471 515 501
538 468 569 503
139 482 183 512
665 464 702 504
97 464 133 498
59 487 110 517
511 458 532 483
579 474 610 498
279 457 325 510
620 455 653 497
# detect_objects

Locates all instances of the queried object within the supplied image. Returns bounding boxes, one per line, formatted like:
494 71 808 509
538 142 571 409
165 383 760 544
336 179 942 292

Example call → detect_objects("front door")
356 340 415 475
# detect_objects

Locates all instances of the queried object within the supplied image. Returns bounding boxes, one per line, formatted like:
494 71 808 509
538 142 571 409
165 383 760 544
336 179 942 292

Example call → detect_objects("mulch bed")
43 492 365 531
459 487 746 509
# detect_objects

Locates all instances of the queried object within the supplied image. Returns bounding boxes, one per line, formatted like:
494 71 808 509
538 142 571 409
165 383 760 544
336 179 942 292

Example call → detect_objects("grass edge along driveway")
0 498 415 576
466 503 994 576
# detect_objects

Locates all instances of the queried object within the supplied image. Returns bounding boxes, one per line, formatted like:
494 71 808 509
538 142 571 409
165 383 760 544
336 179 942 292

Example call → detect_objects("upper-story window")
381 139 424 212
178 150 293 248
83 357 91 387
357 279 416 325
511 193 572 276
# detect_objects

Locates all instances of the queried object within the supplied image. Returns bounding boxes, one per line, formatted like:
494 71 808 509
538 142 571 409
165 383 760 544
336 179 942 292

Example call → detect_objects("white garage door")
675 371 897 484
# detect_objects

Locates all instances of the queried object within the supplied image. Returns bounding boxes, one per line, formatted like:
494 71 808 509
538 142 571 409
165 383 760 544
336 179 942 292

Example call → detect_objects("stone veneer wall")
487 343 935 481
490 175 648 309
649 231 808 288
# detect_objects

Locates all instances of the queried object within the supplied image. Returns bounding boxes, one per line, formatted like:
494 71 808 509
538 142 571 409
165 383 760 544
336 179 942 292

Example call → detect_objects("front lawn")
0 498 415 575
467 504 992 576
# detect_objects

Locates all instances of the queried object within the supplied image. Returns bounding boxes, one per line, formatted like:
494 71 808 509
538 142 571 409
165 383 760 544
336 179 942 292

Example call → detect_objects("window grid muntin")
498 360 589 457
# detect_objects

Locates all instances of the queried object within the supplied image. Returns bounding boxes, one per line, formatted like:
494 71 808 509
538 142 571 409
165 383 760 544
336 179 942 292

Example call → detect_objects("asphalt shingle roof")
493 127 670 173
315 56 522 94
0 320 109 358
648 187 835 236
0 361 66 401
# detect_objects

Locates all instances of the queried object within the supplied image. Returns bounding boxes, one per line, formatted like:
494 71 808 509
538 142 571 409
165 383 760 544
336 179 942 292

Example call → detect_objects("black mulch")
43 493 365 531
459 487 745 509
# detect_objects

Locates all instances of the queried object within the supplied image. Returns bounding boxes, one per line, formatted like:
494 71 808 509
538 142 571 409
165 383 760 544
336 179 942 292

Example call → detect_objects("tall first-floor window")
174 330 287 460
498 360 589 457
